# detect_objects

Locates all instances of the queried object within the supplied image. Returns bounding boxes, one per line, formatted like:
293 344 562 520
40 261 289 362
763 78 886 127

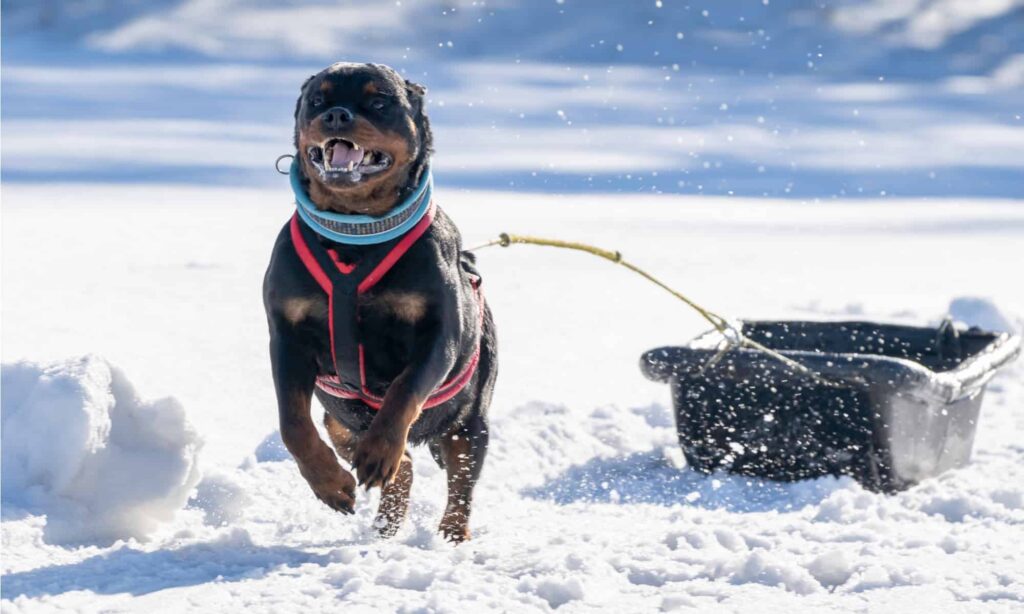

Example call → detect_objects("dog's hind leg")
375 453 413 538
324 412 413 538
435 306 497 543
323 413 357 461
437 411 489 543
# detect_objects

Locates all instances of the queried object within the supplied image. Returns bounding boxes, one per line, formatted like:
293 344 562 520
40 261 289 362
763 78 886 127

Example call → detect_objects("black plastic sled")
640 320 1020 492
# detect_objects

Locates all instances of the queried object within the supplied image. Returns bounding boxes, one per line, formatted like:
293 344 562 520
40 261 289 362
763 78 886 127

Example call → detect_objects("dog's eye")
369 98 388 112
311 94 325 107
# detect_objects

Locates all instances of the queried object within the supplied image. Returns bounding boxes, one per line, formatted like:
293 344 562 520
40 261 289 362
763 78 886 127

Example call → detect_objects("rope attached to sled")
469 233 834 385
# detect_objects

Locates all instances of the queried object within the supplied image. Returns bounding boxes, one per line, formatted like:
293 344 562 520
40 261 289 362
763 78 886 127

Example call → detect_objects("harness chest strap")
289 203 482 410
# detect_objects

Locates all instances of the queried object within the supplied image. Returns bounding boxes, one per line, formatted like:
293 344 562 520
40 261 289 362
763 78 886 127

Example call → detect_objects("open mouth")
307 138 393 182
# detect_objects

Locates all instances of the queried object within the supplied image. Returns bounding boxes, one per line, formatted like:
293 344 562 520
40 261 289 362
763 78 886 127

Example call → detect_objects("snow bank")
1 356 202 544
252 430 291 463
947 296 1020 333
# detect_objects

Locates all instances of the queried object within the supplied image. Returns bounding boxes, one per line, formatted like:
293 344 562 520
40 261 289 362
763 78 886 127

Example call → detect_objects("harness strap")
289 202 482 410
315 289 484 409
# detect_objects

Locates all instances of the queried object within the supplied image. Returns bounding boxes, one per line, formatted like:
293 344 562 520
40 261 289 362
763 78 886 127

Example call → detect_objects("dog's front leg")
271 334 357 513
352 374 426 490
353 291 461 490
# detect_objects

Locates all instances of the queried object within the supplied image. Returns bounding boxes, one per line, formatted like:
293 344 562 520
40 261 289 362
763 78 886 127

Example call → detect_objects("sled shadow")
521 450 851 513
1 535 335 599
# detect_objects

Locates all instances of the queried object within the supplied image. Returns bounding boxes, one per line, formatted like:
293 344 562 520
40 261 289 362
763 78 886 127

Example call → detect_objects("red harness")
289 202 482 410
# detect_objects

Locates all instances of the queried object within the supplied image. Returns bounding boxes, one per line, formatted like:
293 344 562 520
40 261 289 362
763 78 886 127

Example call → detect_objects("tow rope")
272 155 830 384
468 233 834 385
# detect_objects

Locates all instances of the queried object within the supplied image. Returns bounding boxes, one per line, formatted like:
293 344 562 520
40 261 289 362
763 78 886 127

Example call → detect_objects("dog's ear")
404 78 433 187
404 79 427 111
404 78 430 144
405 79 427 98
293 74 315 150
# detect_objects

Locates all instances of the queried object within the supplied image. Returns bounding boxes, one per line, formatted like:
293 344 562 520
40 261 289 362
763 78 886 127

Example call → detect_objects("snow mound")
947 296 1020 333
1 356 203 544
807 550 855 589
253 430 291 463
190 471 251 527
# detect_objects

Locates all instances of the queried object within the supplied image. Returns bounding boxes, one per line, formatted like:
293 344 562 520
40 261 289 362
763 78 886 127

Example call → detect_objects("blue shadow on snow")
522 449 852 513
1 538 334 599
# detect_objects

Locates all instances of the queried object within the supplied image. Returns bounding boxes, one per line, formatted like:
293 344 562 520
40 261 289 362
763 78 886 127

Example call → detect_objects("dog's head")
293 62 432 215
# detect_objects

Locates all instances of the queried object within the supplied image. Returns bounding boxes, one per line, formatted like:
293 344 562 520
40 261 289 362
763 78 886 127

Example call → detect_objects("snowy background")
2 1 1023 611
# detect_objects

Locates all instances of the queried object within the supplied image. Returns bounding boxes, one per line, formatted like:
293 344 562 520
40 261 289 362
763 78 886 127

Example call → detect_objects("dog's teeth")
350 171 362 181
347 161 356 171
362 151 373 164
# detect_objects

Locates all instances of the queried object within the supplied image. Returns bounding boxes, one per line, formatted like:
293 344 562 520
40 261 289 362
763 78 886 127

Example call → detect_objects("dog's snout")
322 106 354 130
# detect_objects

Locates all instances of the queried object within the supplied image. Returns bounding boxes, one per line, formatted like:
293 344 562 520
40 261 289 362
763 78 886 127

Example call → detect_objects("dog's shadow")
1 533 339 599
520 450 851 513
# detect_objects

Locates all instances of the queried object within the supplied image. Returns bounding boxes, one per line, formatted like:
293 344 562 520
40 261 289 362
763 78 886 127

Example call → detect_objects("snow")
948 296 1021 333
3 1 1024 611
806 549 855 589
1 356 202 546
3 186 1022 611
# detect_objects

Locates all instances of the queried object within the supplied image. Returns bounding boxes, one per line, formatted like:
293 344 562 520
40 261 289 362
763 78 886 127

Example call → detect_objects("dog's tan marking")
364 82 379 95
282 296 324 324
319 80 332 93
324 413 356 461
324 414 412 538
363 291 428 323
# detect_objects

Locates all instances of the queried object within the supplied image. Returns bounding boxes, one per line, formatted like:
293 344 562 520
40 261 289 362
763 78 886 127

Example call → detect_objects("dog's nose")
322 106 354 130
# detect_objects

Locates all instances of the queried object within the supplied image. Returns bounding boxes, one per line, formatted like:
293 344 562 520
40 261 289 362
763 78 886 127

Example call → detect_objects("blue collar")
290 157 433 245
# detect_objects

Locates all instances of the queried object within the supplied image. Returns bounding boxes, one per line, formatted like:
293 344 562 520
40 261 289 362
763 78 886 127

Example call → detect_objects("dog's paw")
307 468 357 514
438 515 471 544
353 428 407 490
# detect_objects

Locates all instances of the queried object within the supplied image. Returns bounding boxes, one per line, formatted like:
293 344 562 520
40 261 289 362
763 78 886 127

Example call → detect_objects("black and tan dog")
263 62 497 542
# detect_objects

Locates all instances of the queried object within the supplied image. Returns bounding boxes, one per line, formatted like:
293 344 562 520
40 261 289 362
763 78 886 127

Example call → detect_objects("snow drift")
1 356 202 545
948 296 1022 333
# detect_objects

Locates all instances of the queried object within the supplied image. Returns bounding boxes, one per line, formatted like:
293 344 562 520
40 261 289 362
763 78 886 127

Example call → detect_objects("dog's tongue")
330 141 362 168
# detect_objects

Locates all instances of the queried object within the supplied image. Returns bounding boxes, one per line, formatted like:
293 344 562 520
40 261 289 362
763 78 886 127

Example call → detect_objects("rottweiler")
263 62 497 542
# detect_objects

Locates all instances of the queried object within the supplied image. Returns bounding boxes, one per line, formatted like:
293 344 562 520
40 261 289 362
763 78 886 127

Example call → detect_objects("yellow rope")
469 233 832 383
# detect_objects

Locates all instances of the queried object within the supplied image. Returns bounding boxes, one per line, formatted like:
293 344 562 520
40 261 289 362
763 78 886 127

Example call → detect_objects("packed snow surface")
2 187 1022 612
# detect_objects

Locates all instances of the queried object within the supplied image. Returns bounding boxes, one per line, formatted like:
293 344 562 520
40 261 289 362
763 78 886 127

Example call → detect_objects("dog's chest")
283 288 429 327
358 290 429 324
